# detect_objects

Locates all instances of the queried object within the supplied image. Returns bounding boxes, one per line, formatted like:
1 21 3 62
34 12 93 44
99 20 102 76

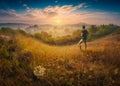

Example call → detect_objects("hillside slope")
0 28 120 86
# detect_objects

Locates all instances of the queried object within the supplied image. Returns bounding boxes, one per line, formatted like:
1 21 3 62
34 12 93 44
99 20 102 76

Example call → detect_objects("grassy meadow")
0 25 120 86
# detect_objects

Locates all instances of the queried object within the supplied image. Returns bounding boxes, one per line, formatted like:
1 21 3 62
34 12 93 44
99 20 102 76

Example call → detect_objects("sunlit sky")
0 0 120 25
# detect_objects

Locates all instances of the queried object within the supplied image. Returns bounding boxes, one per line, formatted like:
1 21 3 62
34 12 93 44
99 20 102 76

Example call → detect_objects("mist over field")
0 22 91 37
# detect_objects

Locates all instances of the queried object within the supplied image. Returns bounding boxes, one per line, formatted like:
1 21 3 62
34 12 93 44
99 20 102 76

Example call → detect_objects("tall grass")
0 27 120 86
16 32 120 86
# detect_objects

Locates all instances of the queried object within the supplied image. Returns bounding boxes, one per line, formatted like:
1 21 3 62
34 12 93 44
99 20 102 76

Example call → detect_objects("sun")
56 19 61 23
52 18 63 25
55 19 61 24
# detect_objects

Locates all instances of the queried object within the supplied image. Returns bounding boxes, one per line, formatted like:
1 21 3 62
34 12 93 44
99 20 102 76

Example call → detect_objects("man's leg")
79 42 82 50
79 39 83 50
84 41 87 50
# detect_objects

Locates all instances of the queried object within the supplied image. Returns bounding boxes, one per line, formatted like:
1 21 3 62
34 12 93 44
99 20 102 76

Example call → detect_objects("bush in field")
113 28 120 34
0 27 30 37
0 27 15 35
88 24 119 41
16 29 27 35
34 31 54 44
0 37 35 86
34 30 82 45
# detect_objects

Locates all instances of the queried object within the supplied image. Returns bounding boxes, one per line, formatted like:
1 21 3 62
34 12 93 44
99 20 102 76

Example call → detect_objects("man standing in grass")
79 25 88 50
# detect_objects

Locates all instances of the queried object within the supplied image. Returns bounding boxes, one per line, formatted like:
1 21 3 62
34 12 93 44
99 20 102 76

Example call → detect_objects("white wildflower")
33 65 46 77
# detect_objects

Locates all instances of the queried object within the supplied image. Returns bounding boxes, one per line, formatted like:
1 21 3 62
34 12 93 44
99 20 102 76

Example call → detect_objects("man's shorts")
79 38 86 43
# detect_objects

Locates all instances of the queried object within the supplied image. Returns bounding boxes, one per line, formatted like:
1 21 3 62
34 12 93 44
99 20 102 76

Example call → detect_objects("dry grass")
15 33 120 86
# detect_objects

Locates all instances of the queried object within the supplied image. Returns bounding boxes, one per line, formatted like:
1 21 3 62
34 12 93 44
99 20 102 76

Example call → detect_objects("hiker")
79 25 88 50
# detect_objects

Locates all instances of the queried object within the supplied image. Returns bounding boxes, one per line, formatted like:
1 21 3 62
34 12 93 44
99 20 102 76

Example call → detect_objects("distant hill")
0 23 30 29
64 22 91 27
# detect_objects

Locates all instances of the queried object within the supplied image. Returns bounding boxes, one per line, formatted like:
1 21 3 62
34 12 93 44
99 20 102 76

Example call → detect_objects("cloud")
55 0 58 3
0 9 19 18
42 11 58 17
0 3 86 20
0 3 120 25
23 4 27 7
43 3 86 16
23 3 31 12
73 11 120 25
75 3 86 9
